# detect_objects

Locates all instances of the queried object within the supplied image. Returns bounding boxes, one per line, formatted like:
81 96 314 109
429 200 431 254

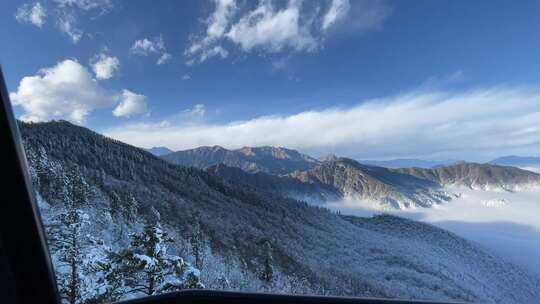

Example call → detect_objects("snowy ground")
328 187 540 276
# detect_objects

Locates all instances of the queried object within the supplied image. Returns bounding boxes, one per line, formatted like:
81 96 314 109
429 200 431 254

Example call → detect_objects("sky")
3 0 540 161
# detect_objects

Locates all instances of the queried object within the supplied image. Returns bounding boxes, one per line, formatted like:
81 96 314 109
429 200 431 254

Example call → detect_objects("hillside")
18 120 540 303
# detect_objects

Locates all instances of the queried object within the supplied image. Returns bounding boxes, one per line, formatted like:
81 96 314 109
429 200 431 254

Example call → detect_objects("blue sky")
3 0 540 161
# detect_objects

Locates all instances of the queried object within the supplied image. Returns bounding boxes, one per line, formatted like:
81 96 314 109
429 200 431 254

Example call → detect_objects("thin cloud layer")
130 35 173 65
10 59 146 124
15 2 47 28
185 0 389 64
322 0 350 31
104 87 540 159
14 0 113 43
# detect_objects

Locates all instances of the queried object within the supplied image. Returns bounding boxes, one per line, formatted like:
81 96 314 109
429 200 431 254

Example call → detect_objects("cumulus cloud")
130 35 172 65
9 59 115 123
182 74 192 80
225 0 316 52
90 53 120 80
10 59 146 124
112 90 148 118
15 2 47 27
104 87 540 160
186 0 389 64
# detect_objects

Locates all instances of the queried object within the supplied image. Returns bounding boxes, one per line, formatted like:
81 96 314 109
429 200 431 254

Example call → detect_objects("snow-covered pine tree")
189 212 205 270
115 220 204 297
259 239 274 284
46 165 93 304
84 245 126 304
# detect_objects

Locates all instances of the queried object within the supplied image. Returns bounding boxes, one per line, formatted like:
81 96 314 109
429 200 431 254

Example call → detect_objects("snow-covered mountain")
398 162 540 191
289 158 452 208
207 158 452 209
162 145 320 175
210 157 540 209
19 120 540 303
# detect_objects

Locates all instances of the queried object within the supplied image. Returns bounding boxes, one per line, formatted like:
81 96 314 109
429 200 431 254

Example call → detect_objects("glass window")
4 1 540 303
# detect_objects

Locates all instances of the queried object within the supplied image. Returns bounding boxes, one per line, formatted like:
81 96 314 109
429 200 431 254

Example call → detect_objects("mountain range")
357 158 457 169
489 155 540 169
163 145 320 175
163 146 540 208
18 120 540 303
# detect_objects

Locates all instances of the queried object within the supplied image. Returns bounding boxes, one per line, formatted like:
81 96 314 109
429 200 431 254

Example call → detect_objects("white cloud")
157 53 173 65
10 59 146 124
225 1 316 52
183 104 206 118
15 2 47 28
57 12 83 43
186 0 389 64
54 0 113 13
130 35 172 65
130 38 163 56
182 74 192 80
112 90 148 118
420 71 464 90
15 0 113 43
207 0 238 38
104 87 540 160
9 59 116 124
90 53 120 80
322 0 350 31
184 0 237 64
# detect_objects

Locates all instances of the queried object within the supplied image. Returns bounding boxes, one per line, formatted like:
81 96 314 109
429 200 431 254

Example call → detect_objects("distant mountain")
398 162 540 191
358 158 457 169
146 146 174 156
290 158 452 209
163 145 320 175
210 157 451 209
19 120 540 303
318 154 340 162
206 163 340 203
489 155 540 167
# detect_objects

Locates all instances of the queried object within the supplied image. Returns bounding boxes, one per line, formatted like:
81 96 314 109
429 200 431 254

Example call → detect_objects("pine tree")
190 212 205 270
46 165 93 304
259 239 274 284
84 246 126 304
115 221 204 297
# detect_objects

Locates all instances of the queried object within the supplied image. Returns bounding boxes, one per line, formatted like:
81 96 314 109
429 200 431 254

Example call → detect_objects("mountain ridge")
163 145 320 175
397 162 540 191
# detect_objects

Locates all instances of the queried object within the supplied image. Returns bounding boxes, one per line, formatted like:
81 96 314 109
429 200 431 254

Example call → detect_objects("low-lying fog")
327 187 540 276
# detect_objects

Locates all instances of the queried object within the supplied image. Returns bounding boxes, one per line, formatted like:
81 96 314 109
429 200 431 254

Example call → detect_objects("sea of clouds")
328 187 540 276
